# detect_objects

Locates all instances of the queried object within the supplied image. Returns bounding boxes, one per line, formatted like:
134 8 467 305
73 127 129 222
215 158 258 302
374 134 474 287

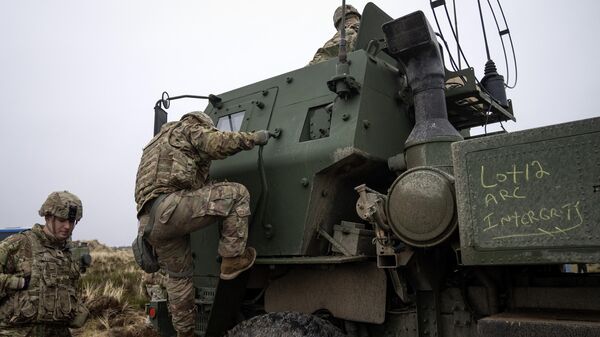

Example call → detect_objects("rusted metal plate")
452 117 600 265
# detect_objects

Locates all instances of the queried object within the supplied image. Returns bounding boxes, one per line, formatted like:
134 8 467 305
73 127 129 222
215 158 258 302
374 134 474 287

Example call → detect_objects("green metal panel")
453 117 600 264
354 2 397 66
194 50 409 260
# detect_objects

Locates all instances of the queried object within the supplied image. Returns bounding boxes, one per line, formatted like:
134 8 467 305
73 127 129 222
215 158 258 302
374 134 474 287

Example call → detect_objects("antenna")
477 0 508 107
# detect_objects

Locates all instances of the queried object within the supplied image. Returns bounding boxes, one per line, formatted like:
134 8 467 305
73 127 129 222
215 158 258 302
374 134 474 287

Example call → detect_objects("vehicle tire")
226 311 346 337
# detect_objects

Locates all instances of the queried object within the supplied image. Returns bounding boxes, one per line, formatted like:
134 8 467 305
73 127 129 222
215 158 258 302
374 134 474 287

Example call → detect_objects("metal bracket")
317 226 352 257
387 269 411 304
327 74 361 99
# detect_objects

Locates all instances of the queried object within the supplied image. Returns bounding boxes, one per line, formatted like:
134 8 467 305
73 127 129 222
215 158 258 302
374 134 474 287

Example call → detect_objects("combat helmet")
182 111 215 128
38 191 83 222
333 4 361 29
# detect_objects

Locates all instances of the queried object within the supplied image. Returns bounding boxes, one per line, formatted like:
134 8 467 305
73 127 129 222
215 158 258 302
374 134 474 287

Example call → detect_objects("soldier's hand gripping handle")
254 130 272 146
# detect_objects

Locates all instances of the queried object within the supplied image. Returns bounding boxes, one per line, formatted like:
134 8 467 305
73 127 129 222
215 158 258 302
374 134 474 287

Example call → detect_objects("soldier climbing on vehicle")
134 111 274 337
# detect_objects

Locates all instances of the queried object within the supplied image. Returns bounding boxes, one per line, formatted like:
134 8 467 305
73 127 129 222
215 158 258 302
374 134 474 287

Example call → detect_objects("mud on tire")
226 311 346 337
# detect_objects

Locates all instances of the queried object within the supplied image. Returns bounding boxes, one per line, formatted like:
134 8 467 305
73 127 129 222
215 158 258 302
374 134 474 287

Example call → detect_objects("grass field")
71 240 161 337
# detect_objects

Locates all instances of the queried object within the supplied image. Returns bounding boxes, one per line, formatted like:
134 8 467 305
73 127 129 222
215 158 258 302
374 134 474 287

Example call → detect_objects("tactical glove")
254 130 271 146
6 276 26 290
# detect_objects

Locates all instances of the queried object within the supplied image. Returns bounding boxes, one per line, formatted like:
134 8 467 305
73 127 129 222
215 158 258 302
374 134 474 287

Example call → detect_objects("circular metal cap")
386 167 456 247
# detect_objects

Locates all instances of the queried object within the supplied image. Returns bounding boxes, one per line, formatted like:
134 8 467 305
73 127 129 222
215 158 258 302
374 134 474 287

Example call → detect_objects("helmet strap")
43 216 60 240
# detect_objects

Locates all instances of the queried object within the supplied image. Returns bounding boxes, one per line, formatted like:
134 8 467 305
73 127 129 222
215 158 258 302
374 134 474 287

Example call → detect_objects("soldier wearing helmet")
134 111 273 337
309 4 362 65
0 191 89 336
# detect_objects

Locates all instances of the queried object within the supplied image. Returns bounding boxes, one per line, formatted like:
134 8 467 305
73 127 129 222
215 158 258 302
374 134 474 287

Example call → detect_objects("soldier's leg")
201 183 256 279
151 182 251 257
208 182 251 258
145 192 213 336
146 183 252 333
151 236 196 337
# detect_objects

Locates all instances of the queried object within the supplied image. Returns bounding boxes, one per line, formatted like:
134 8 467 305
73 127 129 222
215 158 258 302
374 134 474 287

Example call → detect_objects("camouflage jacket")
135 112 259 213
309 22 360 66
0 224 83 327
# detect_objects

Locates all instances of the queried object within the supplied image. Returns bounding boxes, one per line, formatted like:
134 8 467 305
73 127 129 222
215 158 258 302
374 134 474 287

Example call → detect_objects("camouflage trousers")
0 325 71 337
142 271 168 301
139 182 251 336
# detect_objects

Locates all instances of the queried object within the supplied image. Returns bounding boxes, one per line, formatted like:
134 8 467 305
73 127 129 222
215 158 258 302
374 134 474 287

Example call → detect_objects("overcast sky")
1 1 598 246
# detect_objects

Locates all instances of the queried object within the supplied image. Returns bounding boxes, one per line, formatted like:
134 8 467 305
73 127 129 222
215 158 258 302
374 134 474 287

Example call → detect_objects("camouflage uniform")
0 224 86 337
309 5 361 65
135 111 266 336
142 271 168 301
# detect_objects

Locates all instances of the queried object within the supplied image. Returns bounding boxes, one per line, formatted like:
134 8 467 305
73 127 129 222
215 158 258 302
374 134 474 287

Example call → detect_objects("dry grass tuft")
71 241 160 337
84 239 113 252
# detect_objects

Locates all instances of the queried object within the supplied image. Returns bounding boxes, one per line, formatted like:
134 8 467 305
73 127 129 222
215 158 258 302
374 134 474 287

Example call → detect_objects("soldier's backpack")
132 195 166 273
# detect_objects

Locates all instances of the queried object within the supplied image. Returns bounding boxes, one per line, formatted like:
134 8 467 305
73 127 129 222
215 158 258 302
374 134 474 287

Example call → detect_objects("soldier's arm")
310 47 329 65
189 124 258 160
309 33 340 65
0 235 27 297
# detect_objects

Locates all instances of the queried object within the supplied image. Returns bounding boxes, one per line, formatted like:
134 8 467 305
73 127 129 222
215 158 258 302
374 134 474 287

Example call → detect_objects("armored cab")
147 3 600 337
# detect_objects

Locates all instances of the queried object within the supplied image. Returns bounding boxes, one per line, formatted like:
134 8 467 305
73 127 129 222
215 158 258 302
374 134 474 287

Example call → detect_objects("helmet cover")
181 111 215 128
38 191 83 222
333 4 361 28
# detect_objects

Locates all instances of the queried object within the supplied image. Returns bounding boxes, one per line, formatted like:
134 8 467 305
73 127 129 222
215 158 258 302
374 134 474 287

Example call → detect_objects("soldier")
309 4 362 65
0 191 89 337
135 111 273 337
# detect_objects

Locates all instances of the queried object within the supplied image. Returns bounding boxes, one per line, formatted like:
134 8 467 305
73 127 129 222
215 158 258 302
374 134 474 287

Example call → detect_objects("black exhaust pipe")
383 11 462 161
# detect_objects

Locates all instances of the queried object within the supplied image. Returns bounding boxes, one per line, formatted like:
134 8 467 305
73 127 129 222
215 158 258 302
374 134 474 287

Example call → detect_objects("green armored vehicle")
147 3 600 337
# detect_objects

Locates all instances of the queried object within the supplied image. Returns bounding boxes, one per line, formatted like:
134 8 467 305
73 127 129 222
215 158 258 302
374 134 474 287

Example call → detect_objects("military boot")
220 247 257 280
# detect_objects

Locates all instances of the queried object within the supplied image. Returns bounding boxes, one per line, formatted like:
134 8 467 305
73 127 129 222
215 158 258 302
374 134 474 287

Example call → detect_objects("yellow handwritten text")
484 186 526 207
481 201 583 239
480 161 550 189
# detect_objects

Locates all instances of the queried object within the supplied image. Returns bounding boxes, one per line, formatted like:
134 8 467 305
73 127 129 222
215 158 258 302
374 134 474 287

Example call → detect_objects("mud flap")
147 300 176 337
205 271 251 337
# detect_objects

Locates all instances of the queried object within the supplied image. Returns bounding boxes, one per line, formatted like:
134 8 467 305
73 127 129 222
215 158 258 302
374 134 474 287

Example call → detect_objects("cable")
436 32 460 73
496 0 518 88
431 6 455 71
480 0 519 89
432 0 515 116
486 0 510 86
453 0 460 69
441 2 472 69
431 0 470 68
477 0 492 61
431 3 466 75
